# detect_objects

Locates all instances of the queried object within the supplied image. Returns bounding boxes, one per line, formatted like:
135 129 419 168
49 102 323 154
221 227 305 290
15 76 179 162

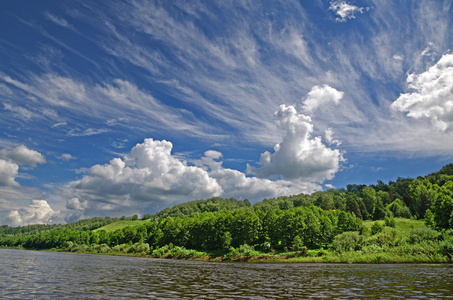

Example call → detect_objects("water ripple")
1 249 453 299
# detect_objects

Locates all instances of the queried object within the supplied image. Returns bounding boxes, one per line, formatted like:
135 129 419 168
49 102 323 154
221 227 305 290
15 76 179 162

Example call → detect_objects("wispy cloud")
67 128 110 137
44 12 73 29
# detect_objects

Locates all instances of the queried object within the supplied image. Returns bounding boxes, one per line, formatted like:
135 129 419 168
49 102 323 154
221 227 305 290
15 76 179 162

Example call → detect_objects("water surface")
1 249 452 299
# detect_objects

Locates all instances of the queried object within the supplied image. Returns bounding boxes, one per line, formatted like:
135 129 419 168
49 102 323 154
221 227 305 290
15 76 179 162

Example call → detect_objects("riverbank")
3 243 451 264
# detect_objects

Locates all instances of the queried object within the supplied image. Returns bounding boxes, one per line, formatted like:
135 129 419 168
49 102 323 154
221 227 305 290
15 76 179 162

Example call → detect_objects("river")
1 249 452 299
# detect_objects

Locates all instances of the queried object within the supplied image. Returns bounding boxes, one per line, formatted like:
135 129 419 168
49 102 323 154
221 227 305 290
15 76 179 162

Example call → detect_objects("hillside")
1 163 452 263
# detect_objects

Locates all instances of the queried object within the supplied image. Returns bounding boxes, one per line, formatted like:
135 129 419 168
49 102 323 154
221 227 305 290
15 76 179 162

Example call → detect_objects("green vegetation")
94 220 150 232
1 163 453 263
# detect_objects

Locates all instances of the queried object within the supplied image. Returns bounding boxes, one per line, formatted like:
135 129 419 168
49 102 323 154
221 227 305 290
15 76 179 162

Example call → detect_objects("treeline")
0 217 120 237
141 163 453 231
0 206 362 251
141 197 252 220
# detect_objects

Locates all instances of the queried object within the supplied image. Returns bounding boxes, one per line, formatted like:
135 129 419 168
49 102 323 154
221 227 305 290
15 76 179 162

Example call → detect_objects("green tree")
432 182 453 229
362 186 377 219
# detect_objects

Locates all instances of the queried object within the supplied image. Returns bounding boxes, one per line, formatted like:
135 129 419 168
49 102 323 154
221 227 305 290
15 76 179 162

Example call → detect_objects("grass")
94 220 150 232
363 218 425 238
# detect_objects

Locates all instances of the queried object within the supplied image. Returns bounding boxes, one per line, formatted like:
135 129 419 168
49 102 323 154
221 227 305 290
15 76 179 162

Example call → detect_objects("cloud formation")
247 104 344 181
68 139 222 215
0 145 46 187
391 54 453 131
329 1 367 22
0 159 19 187
66 137 327 218
0 145 46 167
6 200 60 226
302 84 344 113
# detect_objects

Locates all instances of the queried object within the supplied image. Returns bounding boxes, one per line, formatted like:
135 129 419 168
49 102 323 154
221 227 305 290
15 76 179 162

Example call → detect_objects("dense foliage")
0 216 120 237
1 164 453 261
0 206 361 251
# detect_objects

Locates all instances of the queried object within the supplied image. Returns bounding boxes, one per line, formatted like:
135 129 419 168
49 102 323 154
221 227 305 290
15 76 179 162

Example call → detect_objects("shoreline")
2 246 451 264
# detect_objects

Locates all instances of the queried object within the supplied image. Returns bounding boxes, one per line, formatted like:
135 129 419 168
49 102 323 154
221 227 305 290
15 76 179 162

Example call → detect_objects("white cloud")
3 103 36 120
66 136 329 218
325 128 342 146
201 151 320 201
65 198 88 211
302 84 344 113
58 153 76 161
247 104 344 181
67 128 110 137
391 53 453 131
0 159 19 187
0 146 45 188
329 1 367 22
0 145 46 167
6 200 60 226
69 139 223 215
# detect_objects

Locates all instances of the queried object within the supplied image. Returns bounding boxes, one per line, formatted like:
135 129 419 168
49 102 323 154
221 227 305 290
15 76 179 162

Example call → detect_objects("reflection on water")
1 249 453 299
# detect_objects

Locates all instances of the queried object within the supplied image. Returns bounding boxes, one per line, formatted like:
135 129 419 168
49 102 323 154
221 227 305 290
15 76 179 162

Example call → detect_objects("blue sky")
1 0 452 226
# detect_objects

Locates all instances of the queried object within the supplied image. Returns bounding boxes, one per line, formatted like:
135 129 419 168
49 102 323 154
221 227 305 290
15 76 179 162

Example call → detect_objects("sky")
0 0 452 226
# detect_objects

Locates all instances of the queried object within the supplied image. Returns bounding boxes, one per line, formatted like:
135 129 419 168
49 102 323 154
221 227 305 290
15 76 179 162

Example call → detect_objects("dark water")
1 249 453 299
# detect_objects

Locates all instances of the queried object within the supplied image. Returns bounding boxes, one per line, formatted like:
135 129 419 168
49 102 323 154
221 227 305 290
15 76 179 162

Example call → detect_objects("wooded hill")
1 164 452 255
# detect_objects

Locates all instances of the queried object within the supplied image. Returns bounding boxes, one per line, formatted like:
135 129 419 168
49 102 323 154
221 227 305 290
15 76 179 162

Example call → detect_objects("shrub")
112 244 128 254
333 231 364 253
408 227 440 244
440 230 453 259
229 244 255 257
371 222 384 235
385 216 396 228
128 243 150 254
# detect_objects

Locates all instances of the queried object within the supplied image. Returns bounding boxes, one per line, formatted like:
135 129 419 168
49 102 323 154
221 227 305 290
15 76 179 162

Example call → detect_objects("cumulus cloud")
0 145 46 167
391 53 453 131
302 84 344 113
67 137 328 218
329 1 367 22
6 200 60 226
201 151 320 201
68 139 223 215
65 198 88 211
0 159 19 187
247 104 344 181
0 145 46 187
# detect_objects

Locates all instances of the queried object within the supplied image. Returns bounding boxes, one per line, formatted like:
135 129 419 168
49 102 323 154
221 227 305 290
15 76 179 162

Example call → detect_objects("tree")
432 182 453 230
362 187 377 219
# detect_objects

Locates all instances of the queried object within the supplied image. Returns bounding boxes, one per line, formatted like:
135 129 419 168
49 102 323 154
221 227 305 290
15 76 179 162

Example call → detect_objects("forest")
1 163 453 263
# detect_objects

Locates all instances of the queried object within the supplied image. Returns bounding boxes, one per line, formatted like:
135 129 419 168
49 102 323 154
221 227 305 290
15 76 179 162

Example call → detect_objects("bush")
128 243 150 254
408 227 440 244
371 222 384 235
229 244 255 257
385 216 396 228
366 229 401 248
333 232 364 253
112 244 128 254
439 230 453 259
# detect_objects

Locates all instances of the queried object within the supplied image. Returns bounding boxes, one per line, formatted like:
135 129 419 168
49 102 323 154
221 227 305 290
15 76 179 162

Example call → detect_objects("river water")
1 249 453 299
